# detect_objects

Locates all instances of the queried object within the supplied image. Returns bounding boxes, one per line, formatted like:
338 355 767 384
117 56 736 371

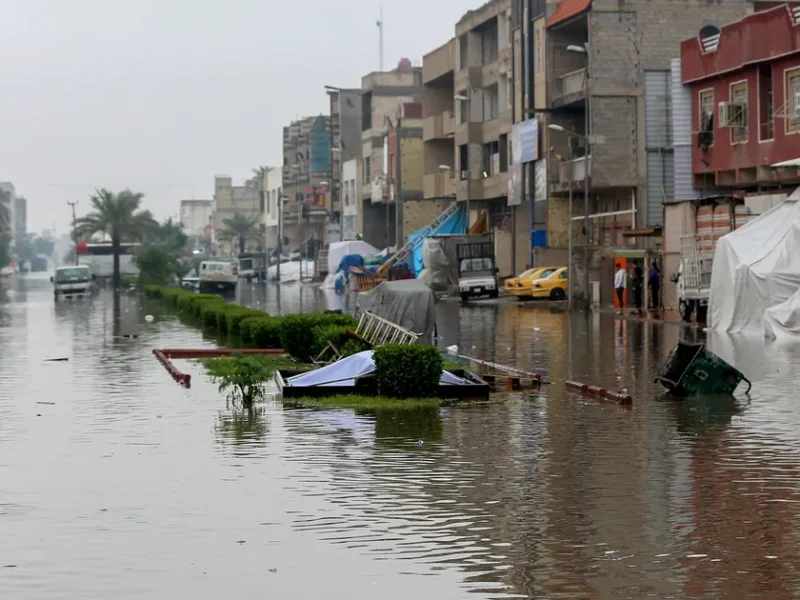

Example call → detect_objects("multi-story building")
681 4 800 192
262 166 282 249
542 0 754 305
14 196 26 243
341 158 359 240
359 63 422 248
281 115 330 255
180 199 213 248
0 182 16 254
326 88 362 230
212 176 261 256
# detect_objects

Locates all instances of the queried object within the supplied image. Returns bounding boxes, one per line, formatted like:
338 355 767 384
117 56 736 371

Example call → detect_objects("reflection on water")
2 274 800 598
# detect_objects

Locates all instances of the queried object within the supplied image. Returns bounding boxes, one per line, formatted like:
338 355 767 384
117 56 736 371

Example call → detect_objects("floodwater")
3 275 800 599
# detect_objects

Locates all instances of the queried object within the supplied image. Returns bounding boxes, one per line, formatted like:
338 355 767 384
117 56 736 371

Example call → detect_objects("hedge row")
373 344 444 399
144 285 361 362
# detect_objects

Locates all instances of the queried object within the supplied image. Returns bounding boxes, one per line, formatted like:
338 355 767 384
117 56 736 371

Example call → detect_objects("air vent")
698 24 721 53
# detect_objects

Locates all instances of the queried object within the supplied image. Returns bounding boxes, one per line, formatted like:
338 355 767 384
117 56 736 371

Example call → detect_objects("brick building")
681 3 800 191
542 0 754 305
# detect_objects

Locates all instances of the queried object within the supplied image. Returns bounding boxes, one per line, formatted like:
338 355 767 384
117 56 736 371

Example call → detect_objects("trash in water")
45 357 69 362
144 315 155 323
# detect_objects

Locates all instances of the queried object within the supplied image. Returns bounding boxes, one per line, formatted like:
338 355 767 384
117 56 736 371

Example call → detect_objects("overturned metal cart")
655 341 752 397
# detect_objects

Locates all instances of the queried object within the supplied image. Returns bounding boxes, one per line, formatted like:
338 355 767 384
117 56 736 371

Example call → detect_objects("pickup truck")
52 265 95 299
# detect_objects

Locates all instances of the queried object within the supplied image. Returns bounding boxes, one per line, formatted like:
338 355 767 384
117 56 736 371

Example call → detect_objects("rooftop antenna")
377 5 384 71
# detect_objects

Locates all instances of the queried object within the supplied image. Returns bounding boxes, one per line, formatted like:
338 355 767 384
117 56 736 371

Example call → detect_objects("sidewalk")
611 307 705 328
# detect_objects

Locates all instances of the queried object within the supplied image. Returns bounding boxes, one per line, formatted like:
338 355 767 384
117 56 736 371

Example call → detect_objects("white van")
199 261 238 293
52 265 95 299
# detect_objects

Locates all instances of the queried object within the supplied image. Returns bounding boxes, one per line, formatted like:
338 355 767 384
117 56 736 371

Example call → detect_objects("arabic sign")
511 118 539 164
507 164 522 206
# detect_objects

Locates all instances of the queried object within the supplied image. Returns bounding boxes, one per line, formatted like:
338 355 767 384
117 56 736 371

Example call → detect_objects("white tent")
709 188 800 333
763 286 800 340
327 241 380 274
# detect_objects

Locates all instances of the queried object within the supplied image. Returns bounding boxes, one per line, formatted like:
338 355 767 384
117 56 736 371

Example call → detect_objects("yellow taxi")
504 266 558 295
517 267 568 300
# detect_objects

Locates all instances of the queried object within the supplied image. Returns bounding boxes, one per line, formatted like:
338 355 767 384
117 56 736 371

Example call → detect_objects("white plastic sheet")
266 260 315 282
709 189 800 333
763 286 800 340
287 350 467 387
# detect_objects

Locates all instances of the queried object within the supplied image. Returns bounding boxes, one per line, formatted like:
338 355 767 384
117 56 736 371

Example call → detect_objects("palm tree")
0 192 10 233
219 213 260 255
75 189 157 289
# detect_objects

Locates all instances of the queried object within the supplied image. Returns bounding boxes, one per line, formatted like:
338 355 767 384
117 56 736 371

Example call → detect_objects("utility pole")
583 44 592 312
377 6 384 72
277 193 283 281
67 200 78 265
395 112 403 248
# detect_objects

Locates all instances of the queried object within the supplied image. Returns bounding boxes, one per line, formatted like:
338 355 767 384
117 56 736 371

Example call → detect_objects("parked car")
504 266 557 294
515 267 568 300
508 267 562 298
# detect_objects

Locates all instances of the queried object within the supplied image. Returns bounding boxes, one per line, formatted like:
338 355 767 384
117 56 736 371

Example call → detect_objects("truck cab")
52 265 94 299
456 242 498 302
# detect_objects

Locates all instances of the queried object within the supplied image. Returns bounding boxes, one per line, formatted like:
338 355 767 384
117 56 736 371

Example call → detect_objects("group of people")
614 261 660 315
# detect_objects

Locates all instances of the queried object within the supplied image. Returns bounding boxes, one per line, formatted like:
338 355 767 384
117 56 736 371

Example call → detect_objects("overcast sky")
0 0 472 233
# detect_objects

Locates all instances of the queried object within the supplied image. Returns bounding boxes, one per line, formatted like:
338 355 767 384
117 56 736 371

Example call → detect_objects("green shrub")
217 306 265 336
279 313 358 361
373 344 443 399
201 301 226 330
144 284 164 298
238 316 261 344
311 324 369 359
250 317 283 348
204 352 273 405
188 295 225 320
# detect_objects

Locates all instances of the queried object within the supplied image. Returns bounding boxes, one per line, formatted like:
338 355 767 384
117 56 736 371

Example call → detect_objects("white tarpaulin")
287 350 467 387
763 286 800 340
710 189 800 333
355 279 437 344
327 241 380 274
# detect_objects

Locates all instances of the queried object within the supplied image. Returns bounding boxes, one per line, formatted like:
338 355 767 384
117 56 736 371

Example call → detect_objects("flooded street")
3 274 800 599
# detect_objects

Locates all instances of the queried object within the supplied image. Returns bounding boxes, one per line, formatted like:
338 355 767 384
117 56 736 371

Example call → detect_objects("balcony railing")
559 156 591 186
424 111 457 141
550 68 586 107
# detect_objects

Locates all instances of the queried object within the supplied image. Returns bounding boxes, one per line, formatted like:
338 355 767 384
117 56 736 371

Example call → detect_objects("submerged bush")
279 313 358 361
373 344 443 399
244 317 282 348
205 352 273 405
311 324 369 359
220 306 266 337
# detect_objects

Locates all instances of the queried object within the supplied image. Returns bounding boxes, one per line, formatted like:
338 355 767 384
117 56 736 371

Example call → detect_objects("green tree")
134 218 191 285
219 213 260 255
147 217 188 253
74 189 157 289
0 200 9 233
0 232 11 268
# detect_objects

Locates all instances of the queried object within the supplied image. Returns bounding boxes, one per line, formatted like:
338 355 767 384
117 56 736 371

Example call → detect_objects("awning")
771 158 800 168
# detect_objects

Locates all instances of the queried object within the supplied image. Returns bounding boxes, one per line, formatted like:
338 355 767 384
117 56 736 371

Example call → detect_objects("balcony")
423 111 456 141
423 172 457 199
550 156 591 194
422 39 455 84
454 66 482 94
550 68 586 108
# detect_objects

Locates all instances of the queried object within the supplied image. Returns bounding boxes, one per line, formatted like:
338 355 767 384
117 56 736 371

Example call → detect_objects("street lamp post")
454 93 472 229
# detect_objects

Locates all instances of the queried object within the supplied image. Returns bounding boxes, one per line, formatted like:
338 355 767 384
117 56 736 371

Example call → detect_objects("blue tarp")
408 208 466 276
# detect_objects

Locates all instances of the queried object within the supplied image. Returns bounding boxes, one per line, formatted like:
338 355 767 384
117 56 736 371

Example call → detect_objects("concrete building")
326 88 363 229
342 158 359 240
542 0 754 306
282 115 331 255
359 64 423 249
262 166 282 249
681 4 800 191
180 199 213 246
14 196 26 243
212 176 261 256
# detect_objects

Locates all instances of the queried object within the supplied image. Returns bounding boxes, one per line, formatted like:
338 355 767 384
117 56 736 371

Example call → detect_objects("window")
787 68 800 134
699 89 714 147
499 134 509 172
459 35 469 69
482 141 500 176
458 91 470 124
259 191 265 213
483 84 499 121
459 144 469 179
266 191 271 214
758 65 774 141
363 157 371 184
480 20 498 65
730 81 748 143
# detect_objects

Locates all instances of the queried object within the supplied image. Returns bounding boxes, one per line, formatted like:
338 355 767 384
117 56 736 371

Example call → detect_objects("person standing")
648 262 661 310
614 263 626 315
632 263 644 315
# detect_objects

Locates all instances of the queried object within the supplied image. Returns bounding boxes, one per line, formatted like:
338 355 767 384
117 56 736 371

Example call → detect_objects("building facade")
14 196 26 243
327 88 362 230
541 0 754 305
359 65 423 249
180 199 213 245
681 4 800 191
342 158 359 240
0 182 16 256
212 176 261 256
281 115 331 256
262 166 282 249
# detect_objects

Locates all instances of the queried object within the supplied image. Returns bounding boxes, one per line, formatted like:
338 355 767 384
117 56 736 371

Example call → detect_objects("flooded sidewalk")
2 274 800 599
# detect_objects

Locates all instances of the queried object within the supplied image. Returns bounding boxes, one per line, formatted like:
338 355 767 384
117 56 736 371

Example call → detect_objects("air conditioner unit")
461 170 469 180
718 102 746 128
